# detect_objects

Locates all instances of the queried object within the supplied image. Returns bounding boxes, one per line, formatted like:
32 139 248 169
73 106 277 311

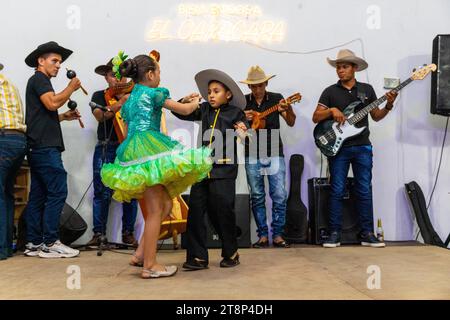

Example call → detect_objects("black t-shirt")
244 92 284 158
91 90 118 142
318 80 377 147
25 71 65 151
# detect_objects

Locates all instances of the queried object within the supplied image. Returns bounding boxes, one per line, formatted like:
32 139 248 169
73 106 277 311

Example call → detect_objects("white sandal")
141 265 178 279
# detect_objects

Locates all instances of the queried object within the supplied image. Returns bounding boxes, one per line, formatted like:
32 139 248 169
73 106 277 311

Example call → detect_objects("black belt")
0 129 25 136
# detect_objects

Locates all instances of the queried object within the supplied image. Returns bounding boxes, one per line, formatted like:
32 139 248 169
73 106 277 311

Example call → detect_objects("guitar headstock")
411 63 437 80
286 92 302 104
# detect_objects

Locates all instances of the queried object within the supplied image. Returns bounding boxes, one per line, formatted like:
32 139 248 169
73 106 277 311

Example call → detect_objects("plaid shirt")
0 73 26 132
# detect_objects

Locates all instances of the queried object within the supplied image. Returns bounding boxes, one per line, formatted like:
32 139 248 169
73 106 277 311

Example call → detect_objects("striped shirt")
0 73 26 132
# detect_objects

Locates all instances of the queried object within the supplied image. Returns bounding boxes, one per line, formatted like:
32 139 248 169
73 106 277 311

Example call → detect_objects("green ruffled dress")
101 84 212 202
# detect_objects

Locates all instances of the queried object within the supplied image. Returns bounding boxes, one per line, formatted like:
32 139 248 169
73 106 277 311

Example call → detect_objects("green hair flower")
112 51 129 80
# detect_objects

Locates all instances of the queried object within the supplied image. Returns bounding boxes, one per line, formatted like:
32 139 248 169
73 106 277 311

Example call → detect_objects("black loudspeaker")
181 194 251 248
307 178 361 244
283 154 308 243
59 203 88 246
431 34 450 116
17 203 87 250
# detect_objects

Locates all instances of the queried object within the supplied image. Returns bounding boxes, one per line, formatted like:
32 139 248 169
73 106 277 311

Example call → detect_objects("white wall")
2 0 449 244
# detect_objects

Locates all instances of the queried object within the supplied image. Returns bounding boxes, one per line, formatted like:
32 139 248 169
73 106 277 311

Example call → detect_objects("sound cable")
426 116 449 210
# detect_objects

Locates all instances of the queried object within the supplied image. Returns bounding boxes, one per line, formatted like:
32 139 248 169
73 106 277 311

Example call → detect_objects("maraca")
66 68 88 95
67 99 85 128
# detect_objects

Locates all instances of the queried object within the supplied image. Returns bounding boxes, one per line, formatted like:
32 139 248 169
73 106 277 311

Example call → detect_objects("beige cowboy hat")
195 69 246 110
240 65 276 85
327 49 368 71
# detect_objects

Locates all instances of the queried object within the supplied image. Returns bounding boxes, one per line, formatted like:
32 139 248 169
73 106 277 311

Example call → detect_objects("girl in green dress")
101 54 212 279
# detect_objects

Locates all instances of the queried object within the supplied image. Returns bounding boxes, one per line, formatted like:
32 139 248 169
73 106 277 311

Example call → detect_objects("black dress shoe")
220 254 240 268
182 259 208 271
252 239 269 248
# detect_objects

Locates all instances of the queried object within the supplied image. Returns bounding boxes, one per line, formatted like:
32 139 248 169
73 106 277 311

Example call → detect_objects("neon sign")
146 3 286 43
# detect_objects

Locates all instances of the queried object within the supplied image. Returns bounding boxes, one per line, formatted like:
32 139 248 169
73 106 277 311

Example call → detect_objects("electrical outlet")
384 77 400 89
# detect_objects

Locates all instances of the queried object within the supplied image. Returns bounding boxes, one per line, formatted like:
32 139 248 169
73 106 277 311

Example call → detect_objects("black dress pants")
185 178 238 262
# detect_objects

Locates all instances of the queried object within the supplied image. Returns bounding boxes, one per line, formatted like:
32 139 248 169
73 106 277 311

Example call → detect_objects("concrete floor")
0 244 449 300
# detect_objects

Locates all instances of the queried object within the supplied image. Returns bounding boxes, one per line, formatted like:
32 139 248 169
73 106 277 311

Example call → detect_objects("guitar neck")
348 77 413 125
259 104 281 118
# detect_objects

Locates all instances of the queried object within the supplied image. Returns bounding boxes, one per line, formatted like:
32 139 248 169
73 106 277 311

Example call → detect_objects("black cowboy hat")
25 41 73 68
94 59 114 76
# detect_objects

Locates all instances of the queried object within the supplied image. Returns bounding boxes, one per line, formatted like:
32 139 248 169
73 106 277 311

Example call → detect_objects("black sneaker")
220 253 240 268
322 231 341 248
360 232 386 248
182 258 209 271
86 233 103 248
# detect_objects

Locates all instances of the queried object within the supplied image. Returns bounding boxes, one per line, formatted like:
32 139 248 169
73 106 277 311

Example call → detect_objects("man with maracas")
23 41 82 258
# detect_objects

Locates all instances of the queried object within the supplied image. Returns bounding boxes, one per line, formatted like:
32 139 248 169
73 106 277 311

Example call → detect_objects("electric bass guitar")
313 63 436 157
249 93 302 130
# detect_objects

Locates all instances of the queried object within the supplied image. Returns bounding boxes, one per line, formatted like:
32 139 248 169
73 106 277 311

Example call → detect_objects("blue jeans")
26 147 68 245
0 133 27 259
93 142 137 234
245 156 287 238
328 145 374 234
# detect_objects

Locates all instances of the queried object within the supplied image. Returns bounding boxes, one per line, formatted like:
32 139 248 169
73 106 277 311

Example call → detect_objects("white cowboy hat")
195 69 246 110
239 65 276 85
327 49 368 72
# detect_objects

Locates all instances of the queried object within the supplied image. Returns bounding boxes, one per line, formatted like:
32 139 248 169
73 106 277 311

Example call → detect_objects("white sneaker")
38 240 80 258
24 242 43 257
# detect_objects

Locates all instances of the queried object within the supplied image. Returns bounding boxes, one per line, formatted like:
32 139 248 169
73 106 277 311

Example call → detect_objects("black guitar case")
405 181 445 247
283 154 308 243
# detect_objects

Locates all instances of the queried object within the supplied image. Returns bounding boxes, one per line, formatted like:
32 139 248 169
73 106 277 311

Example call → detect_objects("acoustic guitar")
248 92 302 130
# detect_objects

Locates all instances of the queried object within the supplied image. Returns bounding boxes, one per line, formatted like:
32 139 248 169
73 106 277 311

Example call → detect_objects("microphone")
89 101 112 112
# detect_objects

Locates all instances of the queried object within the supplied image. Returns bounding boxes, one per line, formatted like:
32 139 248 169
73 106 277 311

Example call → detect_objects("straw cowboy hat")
327 49 368 72
195 69 247 110
240 65 276 85
95 59 114 76
25 41 73 68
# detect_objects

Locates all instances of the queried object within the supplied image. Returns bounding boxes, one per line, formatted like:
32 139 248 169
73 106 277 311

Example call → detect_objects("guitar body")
313 101 366 157
250 112 266 130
